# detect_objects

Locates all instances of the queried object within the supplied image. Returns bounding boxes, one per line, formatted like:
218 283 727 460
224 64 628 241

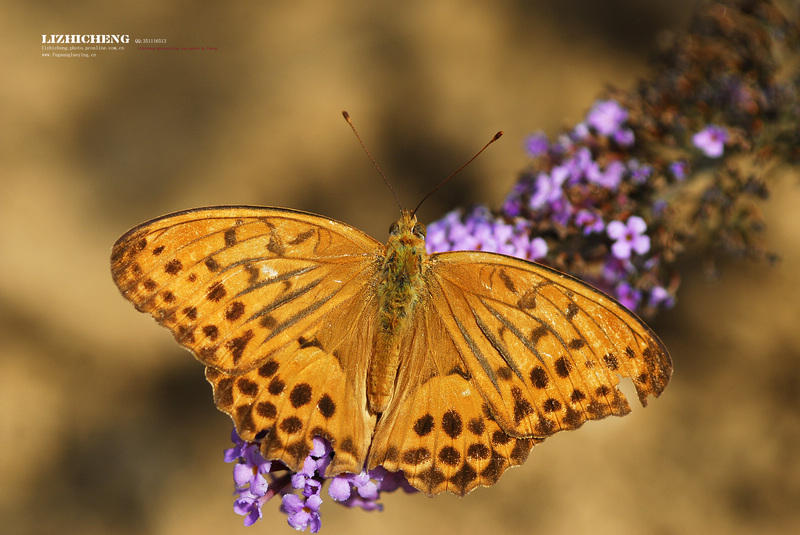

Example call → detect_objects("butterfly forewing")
426 252 671 439
111 206 383 374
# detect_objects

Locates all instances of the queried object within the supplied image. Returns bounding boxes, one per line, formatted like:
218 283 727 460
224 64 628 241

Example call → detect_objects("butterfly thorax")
368 210 429 414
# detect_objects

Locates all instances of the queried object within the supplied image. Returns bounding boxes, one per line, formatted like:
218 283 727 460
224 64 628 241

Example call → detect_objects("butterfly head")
389 209 427 246
382 209 429 284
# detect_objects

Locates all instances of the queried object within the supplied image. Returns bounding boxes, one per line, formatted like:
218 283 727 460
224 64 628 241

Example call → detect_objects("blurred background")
2 1 799 534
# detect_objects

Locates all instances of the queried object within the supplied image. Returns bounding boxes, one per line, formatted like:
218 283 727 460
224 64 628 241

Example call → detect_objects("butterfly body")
111 205 671 496
371 210 429 413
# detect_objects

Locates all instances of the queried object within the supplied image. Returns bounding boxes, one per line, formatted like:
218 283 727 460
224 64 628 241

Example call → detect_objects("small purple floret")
284 493 323 533
692 125 728 157
669 160 689 180
586 159 625 190
524 132 550 157
613 127 635 147
575 210 605 235
606 216 651 259
586 99 629 136
648 286 676 308
615 281 643 310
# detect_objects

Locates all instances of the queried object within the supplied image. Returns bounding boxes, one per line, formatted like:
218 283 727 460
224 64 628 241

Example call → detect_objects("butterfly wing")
367 299 540 496
111 206 383 474
369 250 671 495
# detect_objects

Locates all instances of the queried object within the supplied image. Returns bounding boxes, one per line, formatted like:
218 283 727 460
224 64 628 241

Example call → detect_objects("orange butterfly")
110 201 671 497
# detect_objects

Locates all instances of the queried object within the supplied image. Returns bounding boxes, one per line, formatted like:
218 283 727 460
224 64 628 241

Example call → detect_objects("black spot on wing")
554 356 573 377
207 282 227 302
164 259 182 275
565 302 579 320
289 229 315 246
317 394 336 418
224 227 237 247
413 414 435 437
498 269 516 293
290 384 313 408
441 410 463 439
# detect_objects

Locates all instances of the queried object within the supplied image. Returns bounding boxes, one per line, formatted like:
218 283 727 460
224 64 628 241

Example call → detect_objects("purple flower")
328 471 379 505
529 167 567 209
669 160 689 180
648 286 675 308
586 100 629 136
224 428 248 462
586 160 625 190
234 462 268 497
227 435 284 526
627 159 652 184
291 438 331 492
373 468 417 494
552 133 574 154
692 125 728 157
613 127 635 147
524 132 549 157
327 476 352 502
234 489 265 527
575 209 605 234
615 282 642 310
571 122 590 140
565 147 593 183
529 237 548 260
603 256 635 281
283 493 323 533
606 216 651 259
327 465 421 512
232 442 272 497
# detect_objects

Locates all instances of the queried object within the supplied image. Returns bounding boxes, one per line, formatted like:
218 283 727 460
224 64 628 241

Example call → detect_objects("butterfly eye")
412 223 426 238
389 222 400 235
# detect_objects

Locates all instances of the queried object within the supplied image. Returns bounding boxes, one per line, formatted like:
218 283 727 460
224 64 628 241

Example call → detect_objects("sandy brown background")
3 1 799 534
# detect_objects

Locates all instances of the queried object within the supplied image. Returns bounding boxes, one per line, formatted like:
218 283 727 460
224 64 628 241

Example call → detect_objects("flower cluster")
428 98 682 313
428 0 798 317
427 205 548 262
225 432 416 532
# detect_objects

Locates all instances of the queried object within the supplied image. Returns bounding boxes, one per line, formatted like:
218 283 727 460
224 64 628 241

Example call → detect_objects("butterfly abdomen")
368 212 429 414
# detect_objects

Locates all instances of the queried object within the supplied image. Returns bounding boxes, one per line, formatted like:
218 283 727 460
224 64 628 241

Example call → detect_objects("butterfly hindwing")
368 304 538 496
204 285 380 475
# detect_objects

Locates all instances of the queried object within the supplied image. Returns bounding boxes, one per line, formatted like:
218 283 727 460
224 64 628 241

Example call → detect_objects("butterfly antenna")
412 130 503 217
342 111 404 212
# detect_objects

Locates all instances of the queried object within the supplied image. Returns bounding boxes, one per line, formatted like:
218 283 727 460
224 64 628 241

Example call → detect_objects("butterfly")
110 203 672 497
